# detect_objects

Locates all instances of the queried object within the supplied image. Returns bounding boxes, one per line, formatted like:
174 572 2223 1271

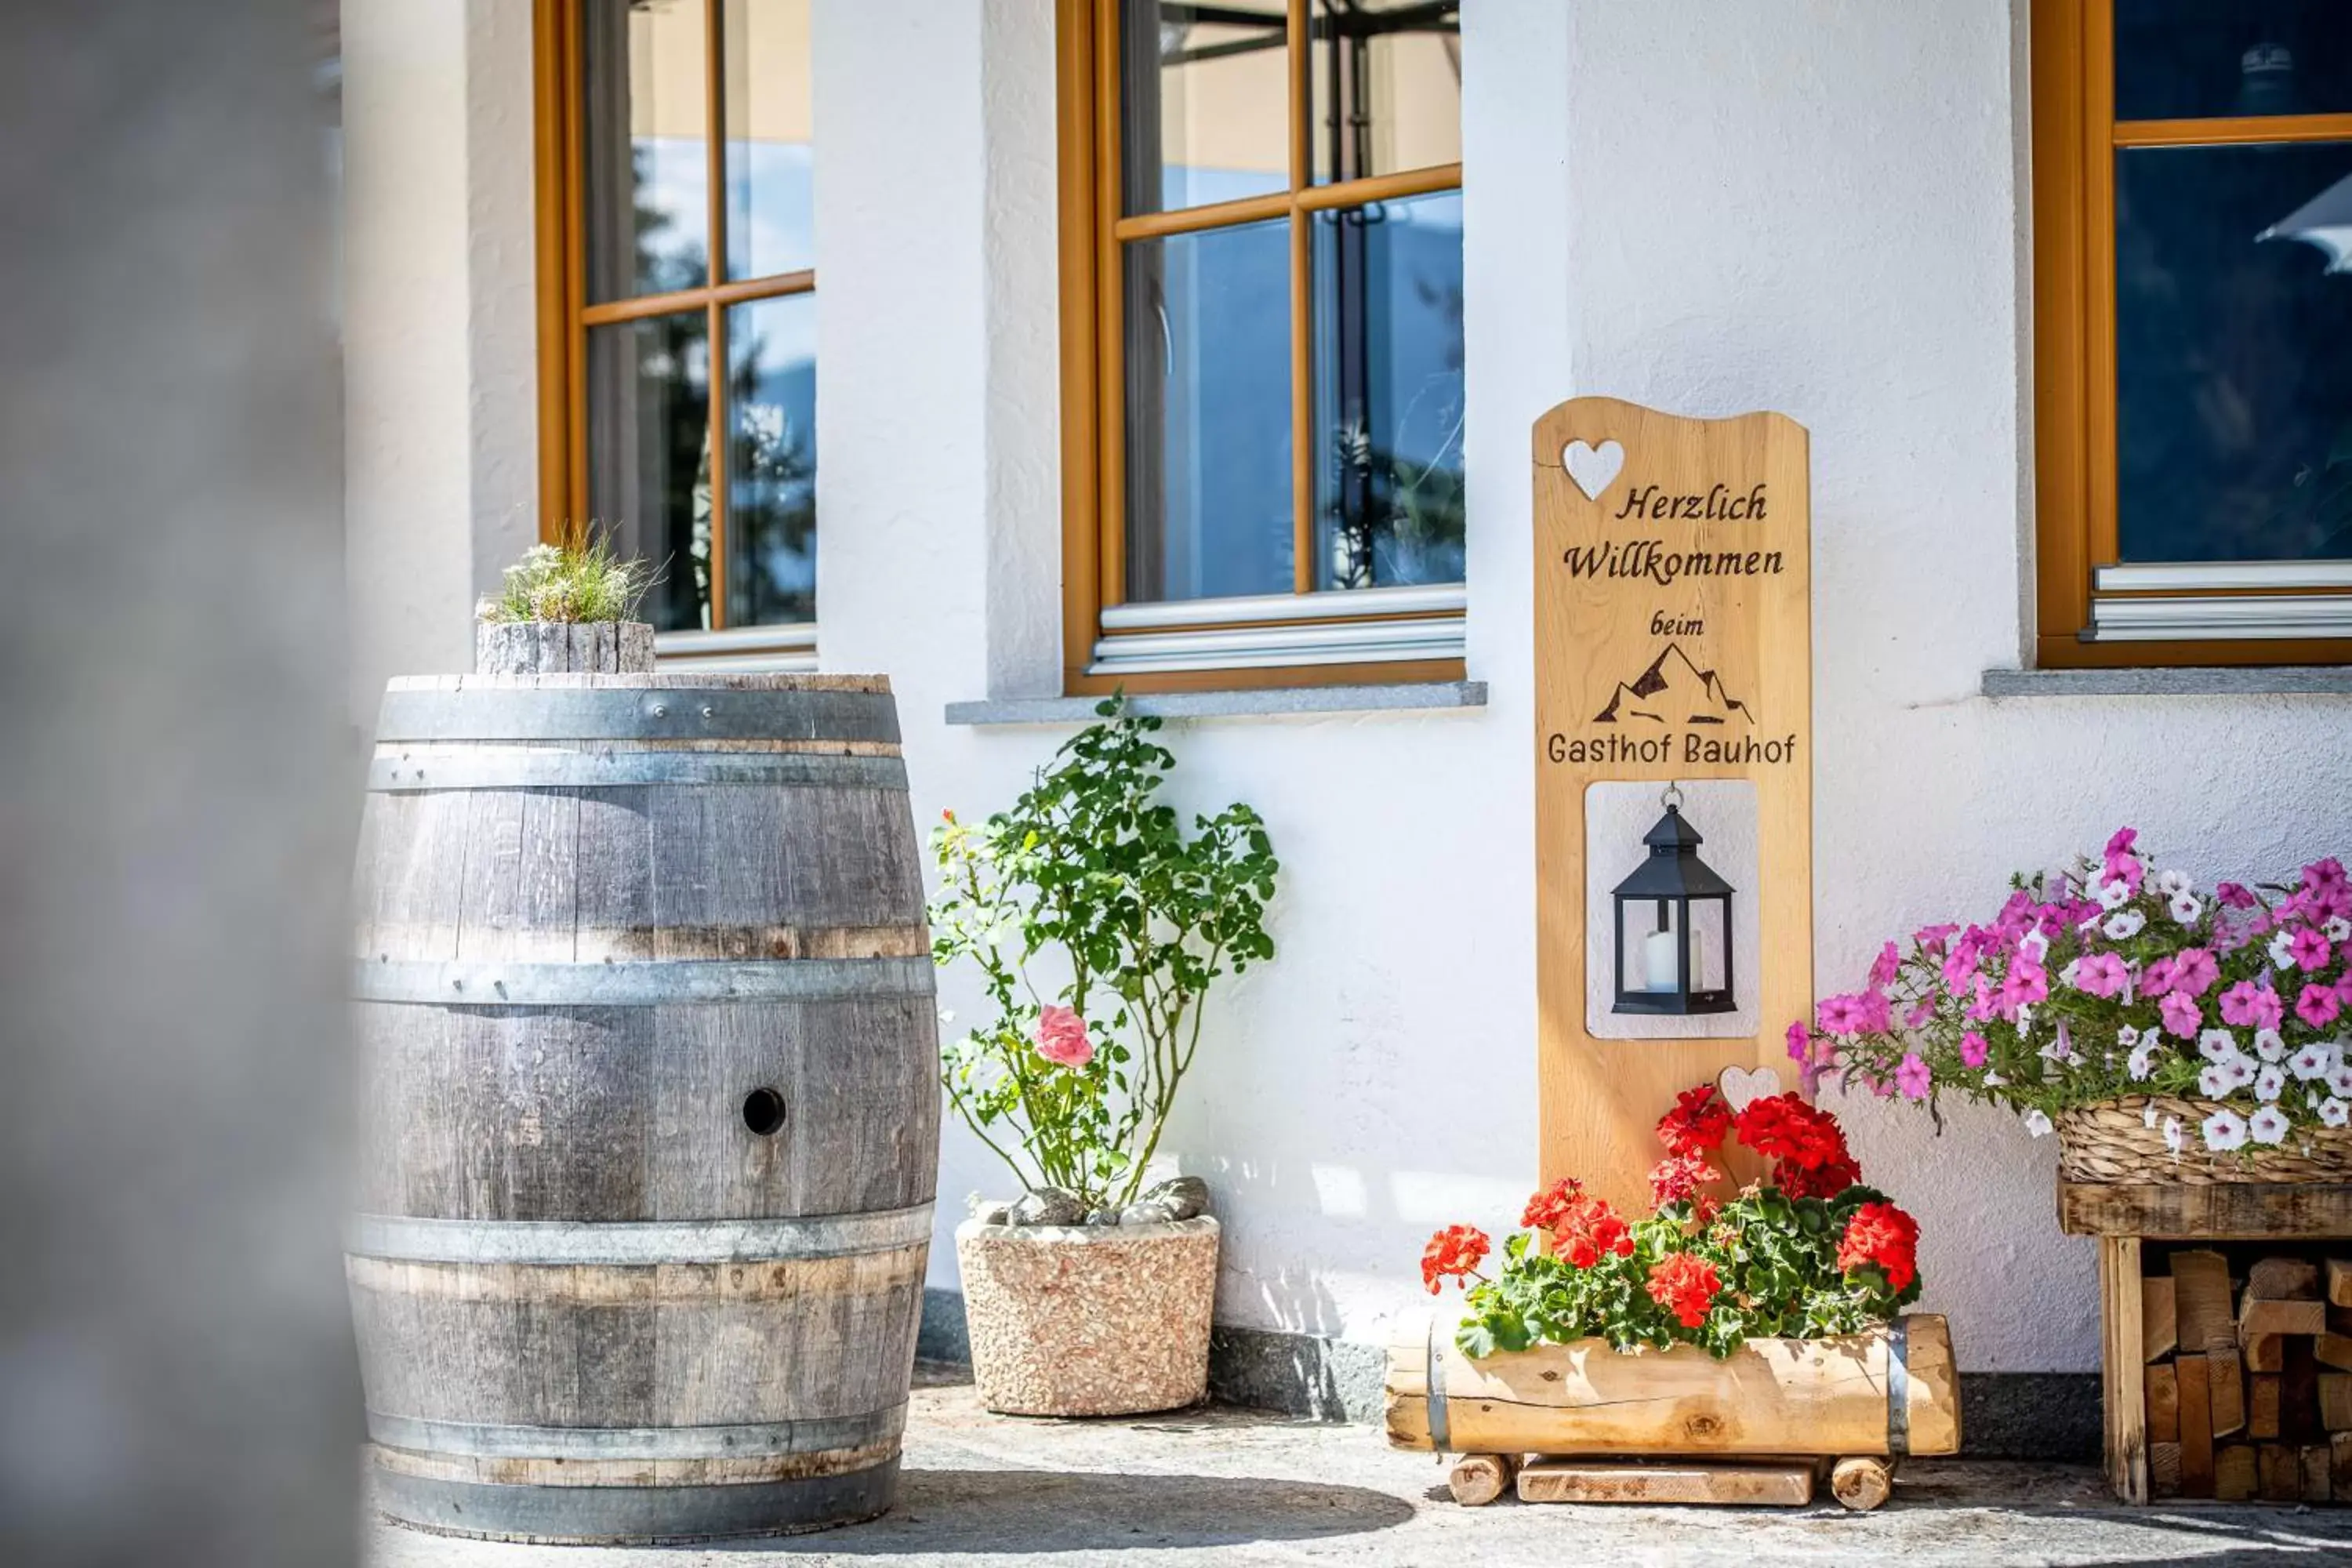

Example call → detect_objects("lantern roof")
1610 804 1736 899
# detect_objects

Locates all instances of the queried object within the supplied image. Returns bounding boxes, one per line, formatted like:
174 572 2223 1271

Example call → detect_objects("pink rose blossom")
2219 980 2284 1031
1895 1053 1933 1101
2159 991 2202 1040
2296 983 2343 1030
1033 1004 1094 1068
2074 952 2129 999
2288 926 2332 973
2172 947 2220 996
1960 1031 1990 1068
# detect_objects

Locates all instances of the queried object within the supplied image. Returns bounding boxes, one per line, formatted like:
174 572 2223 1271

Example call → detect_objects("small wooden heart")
1715 1065 1782 1112
1563 438 1625 502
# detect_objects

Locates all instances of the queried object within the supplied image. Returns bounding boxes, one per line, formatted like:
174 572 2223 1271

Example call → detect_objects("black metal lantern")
1610 789 1737 1016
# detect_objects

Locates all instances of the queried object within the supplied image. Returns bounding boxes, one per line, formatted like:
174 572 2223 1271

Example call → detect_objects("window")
535 0 817 670
1058 1 1465 692
2034 0 2352 666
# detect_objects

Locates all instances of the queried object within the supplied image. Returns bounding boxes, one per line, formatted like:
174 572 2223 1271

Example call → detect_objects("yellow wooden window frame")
532 0 815 633
1056 0 1467 695
2032 0 2352 668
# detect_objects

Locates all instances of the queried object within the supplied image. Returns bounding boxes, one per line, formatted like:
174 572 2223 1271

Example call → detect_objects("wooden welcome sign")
1534 398 1813 1208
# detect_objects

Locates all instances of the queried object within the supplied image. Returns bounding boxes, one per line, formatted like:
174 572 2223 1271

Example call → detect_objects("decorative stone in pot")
955 1212 1219 1417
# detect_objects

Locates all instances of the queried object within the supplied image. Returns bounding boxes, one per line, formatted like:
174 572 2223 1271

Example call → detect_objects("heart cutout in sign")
1715 1065 1783 1113
1563 438 1625 502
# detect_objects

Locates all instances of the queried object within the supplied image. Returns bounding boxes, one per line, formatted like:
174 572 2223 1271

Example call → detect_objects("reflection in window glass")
582 0 710 301
1123 221 1294 602
2115 0 2352 121
724 0 814 281
586 313 712 631
1311 1 1460 185
2115 141 2352 562
1313 192 1464 590
725 294 817 626
1119 0 1288 216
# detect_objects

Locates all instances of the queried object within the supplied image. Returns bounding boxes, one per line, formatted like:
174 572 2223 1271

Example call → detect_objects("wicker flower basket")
2056 1095 2352 1185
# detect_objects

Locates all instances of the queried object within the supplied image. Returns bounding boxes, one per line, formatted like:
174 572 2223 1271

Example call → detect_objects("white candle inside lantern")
1642 925 1680 991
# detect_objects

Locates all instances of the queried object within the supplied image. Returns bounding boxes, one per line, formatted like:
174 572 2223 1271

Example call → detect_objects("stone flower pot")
954 1216 1219 1417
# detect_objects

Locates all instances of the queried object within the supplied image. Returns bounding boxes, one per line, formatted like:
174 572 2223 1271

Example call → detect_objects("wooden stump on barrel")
348 662 938 1544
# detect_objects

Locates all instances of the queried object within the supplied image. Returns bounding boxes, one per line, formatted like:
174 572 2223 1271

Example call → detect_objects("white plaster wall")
336 0 2352 1378
342 0 539 717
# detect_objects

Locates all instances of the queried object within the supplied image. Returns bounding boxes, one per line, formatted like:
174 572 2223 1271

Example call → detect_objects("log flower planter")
955 1217 1220 1417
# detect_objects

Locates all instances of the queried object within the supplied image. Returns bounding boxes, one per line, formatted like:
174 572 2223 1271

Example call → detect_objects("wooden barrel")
347 673 938 1544
1385 1314 1959 1459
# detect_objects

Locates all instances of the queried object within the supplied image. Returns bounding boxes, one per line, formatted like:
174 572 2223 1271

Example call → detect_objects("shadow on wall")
690 1470 1414 1555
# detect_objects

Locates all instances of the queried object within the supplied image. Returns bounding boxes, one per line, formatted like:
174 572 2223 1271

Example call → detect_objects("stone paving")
368 1369 2352 1566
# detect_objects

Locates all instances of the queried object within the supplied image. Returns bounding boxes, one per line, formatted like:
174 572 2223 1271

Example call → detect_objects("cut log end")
1829 1455 1895 1512
1447 1452 1519 1507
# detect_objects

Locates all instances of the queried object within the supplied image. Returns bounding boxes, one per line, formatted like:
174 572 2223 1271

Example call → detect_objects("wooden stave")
350 675 935 1540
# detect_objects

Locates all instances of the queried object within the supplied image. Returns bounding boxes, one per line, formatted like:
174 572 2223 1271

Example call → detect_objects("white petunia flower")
2021 1109 2053 1138
2256 1063 2287 1102
2015 1004 2034 1035
2170 892 2204 926
2200 1062 2236 1097
2227 1055 2257 1089
2328 917 2352 945
2163 1116 2186 1154
2202 1109 2249 1152
2253 1028 2287 1063
2096 875 2132 912
2143 1102 2161 1127
2106 910 2147 941
2289 1040 2337 1081
1982 1069 2007 1087
2118 1024 2143 1051
2249 1105 2290 1145
2199 1029 2241 1064
2157 869 2194 899
2271 929 2299 970
2128 1040 2161 1080
2060 958 2082 990
2042 1021 2074 1062
2323 1098 2350 1129
2330 1062 2352 1100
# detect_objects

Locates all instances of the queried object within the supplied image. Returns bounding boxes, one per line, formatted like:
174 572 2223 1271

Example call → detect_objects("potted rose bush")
930 700 1277 1415
1788 829 2352 1179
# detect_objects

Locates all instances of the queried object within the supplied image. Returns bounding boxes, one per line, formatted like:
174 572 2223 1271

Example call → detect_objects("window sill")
945 680 1488 726
1982 666 2352 699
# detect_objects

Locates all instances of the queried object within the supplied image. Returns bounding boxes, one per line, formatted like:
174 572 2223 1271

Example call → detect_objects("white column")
341 0 539 717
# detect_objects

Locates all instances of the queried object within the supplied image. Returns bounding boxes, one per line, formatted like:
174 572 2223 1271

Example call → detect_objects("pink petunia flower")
2172 947 2220 996
2216 882 2258 910
1895 1053 1933 1101
1816 994 1868 1036
2288 926 2332 973
2140 957 2178 998
1999 959 2049 1018
1033 1004 1095 1068
1960 1031 1990 1068
1914 924 1960 954
2219 979 2284 1030
2296 983 2343 1031
1786 1021 1812 1064
1870 942 1902 989
2074 952 2130 999
2159 991 2202 1040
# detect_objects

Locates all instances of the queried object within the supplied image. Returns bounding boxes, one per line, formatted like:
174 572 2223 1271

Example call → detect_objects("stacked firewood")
2143 1253 2352 1501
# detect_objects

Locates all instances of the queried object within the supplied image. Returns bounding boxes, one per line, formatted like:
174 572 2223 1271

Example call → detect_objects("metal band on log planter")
348 671 938 1544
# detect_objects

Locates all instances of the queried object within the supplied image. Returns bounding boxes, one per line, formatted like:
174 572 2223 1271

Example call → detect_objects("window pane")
1313 191 1464 590
1120 0 1288 216
1311 1 1460 185
725 292 817 626
581 0 711 302
585 312 713 631
723 0 814 281
2116 0 2352 121
2115 141 2352 563
1123 220 1293 602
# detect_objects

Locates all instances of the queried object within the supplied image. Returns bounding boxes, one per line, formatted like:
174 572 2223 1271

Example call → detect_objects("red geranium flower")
1836 1201 1921 1294
1520 1177 1584 1233
1646 1253 1723 1329
1735 1093 1850 1171
1421 1224 1491 1294
1552 1193 1635 1269
1774 1152 1862 1201
1648 1150 1723 1214
1657 1083 1733 1156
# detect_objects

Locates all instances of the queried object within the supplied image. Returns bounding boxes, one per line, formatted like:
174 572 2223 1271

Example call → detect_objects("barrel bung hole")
742 1087 787 1138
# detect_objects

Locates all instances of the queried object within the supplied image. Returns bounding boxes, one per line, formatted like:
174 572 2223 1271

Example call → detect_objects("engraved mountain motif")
1593 642 1752 726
